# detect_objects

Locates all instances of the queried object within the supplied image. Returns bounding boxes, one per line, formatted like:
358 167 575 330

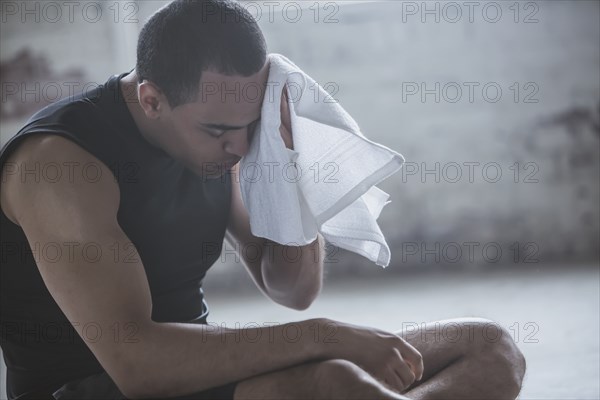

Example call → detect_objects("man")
0 0 526 399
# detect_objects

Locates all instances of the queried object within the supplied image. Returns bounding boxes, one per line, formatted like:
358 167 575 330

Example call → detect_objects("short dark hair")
136 0 267 108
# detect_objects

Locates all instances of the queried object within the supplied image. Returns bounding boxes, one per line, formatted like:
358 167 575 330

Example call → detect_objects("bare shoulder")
0 133 152 394
0 133 120 229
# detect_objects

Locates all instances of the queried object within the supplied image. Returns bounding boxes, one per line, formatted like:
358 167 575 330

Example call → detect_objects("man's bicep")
2 134 153 387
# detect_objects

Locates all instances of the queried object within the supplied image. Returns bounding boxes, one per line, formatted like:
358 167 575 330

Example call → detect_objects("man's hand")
280 85 293 150
324 319 425 394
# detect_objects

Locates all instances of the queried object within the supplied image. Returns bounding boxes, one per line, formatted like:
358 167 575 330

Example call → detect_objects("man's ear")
138 81 169 119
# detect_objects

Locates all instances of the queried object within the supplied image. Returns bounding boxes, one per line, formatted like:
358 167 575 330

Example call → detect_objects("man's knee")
461 318 527 396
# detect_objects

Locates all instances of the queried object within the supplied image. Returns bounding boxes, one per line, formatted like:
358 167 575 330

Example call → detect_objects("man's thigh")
232 360 327 400
236 357 391 400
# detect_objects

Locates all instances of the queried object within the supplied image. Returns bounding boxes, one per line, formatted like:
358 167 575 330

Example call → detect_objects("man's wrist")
299 317 341 361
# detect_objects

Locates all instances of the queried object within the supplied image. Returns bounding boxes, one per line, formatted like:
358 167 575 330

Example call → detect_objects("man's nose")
224 128 251 157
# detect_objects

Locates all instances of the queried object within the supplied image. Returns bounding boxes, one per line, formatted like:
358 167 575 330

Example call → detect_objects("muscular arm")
225 163 324 310
0 135 331 399
225 84 324 310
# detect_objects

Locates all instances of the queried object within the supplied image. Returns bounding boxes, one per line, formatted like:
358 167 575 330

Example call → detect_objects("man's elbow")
119 383 146 400
273 296 313 311
288 296 316 311
99 343 159 399
111 354 170 399
100 326 167 399
263 264 323 310
106 356 147 399
273 284 321 310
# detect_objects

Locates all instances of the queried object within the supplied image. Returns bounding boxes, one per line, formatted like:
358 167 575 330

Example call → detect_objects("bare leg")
398 318 527 400
234 358 411 400
234 317 526 400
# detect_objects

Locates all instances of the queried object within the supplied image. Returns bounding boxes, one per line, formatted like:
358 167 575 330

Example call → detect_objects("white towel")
239 53 405 267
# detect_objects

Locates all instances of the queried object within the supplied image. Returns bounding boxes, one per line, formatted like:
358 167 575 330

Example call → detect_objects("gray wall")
2 1 597 276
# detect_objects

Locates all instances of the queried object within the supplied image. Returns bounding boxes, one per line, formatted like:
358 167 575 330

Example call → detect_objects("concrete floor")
1 265 598 399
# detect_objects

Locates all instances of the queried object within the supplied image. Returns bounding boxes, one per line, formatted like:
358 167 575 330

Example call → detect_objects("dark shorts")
51 371 238 400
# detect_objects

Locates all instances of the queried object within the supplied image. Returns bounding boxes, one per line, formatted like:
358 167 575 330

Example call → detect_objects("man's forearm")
261 234 325 309
125 318 333 398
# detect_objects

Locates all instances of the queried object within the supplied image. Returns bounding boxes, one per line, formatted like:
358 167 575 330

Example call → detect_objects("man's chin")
197 167 233 180
186 161 237 180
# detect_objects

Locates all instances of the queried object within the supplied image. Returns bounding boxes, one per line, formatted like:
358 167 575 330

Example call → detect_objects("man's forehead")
191 64 268 111
199 63 270 91
182 64 269 124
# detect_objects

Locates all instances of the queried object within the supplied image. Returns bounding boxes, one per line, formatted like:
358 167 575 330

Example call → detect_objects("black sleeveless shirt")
0 71 232 398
